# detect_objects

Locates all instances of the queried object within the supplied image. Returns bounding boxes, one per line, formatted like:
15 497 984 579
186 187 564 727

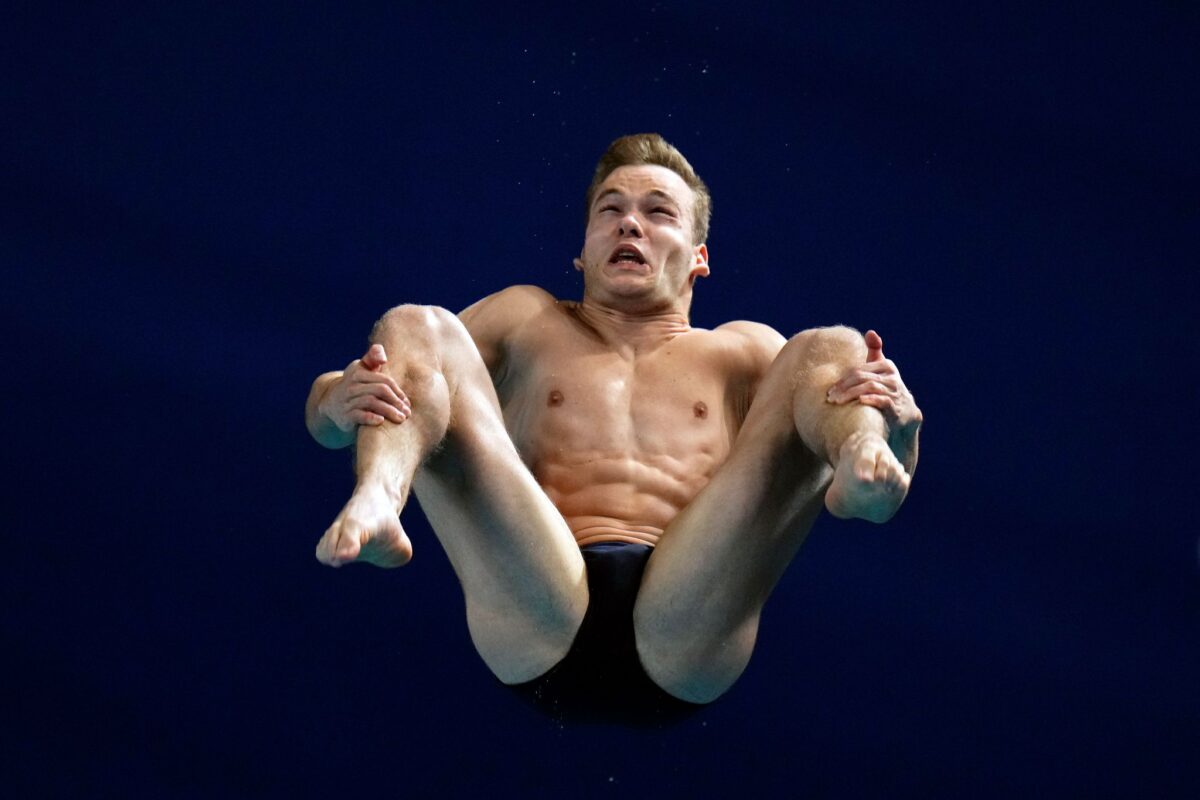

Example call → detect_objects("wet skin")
306 164 921 701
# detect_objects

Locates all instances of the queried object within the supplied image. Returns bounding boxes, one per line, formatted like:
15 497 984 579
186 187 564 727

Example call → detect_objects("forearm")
305 371 354 449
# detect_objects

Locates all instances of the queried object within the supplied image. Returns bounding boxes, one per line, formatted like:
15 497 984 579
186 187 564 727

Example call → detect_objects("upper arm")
458 285 557 379
716 320 787 412
717 320 787 373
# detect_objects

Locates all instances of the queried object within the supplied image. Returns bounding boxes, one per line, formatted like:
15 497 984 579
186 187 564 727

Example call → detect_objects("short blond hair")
584 133 711 244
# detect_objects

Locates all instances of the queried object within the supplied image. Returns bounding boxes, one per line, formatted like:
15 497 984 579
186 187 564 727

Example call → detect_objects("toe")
333 527 361 564
316 527 337 565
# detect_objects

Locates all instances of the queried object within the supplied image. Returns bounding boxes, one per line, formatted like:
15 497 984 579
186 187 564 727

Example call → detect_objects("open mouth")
608 245 647 265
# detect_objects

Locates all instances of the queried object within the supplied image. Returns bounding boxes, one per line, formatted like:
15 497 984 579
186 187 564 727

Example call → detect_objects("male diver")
305 133 922 720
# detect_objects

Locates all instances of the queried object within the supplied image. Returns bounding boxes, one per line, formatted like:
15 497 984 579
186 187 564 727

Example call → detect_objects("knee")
775 326 865 394
364 306 454 430
371 305 479 388
466 591 587 685
634 612 760 705
784 325 866 365
372 304 461 346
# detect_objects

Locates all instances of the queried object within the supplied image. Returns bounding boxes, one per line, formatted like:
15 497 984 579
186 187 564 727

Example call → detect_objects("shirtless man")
304 134 921 714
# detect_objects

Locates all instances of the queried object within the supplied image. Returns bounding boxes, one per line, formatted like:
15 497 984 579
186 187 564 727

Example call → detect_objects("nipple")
693 401 708 419
548 390 564 407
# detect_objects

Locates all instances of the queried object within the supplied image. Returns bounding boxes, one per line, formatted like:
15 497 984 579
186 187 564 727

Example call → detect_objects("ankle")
356 473 409 508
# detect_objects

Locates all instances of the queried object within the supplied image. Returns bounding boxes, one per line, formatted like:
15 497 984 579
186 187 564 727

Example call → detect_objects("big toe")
322 524 361 566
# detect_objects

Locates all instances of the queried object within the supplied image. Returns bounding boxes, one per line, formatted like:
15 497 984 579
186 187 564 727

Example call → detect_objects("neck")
574 295 692 349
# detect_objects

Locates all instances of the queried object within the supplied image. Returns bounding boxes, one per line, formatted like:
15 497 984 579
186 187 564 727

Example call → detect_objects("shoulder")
714 320 787 366
676 321 786 387
459 284 557 324
699 321 786 416
457 285 561 376
458 284 560 338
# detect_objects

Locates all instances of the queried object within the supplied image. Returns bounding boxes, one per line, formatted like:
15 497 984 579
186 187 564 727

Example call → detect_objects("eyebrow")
592 188 681 208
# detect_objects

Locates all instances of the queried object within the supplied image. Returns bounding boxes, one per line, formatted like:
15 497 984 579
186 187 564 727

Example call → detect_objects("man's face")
576 165 709 309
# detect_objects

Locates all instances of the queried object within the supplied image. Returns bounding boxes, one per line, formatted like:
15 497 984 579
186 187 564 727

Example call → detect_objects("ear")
573 257 585 272
690 243 710 280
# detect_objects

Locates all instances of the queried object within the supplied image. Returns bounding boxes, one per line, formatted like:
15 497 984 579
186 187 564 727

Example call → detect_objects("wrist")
315 377 344 426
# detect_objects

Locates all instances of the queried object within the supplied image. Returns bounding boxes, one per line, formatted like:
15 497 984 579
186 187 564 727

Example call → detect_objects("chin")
605 277 656 296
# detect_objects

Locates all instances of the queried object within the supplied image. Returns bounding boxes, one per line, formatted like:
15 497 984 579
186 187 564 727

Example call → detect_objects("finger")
829 364 898 399
349 381 410 411
856 394 898 417
362 343 388 370
853 358 898 376
356 395 409 421
349 410 386 426
355 397 408 423
832 369 898 393
352 371 409 402
864 330 884 362
831 381 895 403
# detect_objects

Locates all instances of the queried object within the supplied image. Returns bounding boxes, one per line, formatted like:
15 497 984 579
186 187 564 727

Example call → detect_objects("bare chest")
498 332 737 476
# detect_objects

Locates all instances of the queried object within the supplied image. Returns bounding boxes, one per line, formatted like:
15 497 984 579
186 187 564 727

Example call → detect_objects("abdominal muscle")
535 449 722 548
496 310 744 549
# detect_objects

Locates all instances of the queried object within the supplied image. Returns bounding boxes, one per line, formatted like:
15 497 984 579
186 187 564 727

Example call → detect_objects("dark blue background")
4 2 1197 796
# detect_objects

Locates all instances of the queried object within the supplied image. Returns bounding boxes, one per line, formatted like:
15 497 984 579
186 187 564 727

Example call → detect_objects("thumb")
362 343 388 370
864 330 884 362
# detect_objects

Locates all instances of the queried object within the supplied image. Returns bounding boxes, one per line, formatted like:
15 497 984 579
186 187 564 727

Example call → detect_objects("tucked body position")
305 134 922 721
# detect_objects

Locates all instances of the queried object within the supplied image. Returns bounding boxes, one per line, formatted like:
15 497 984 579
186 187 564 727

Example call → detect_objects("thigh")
410 343 588 684
632 342 832 701
506 544 703 725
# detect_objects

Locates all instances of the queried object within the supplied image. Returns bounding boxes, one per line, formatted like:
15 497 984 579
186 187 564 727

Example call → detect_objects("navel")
548 389 564 407
693 400 708 419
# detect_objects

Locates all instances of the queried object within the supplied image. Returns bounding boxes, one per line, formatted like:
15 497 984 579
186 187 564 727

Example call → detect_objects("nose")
618 213 642 238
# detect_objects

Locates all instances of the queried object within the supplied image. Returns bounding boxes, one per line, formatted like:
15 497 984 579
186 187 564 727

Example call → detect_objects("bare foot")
316 480 413 567
824 431 911 523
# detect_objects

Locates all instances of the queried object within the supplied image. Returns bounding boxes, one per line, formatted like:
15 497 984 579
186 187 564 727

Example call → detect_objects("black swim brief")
505 542 703 727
